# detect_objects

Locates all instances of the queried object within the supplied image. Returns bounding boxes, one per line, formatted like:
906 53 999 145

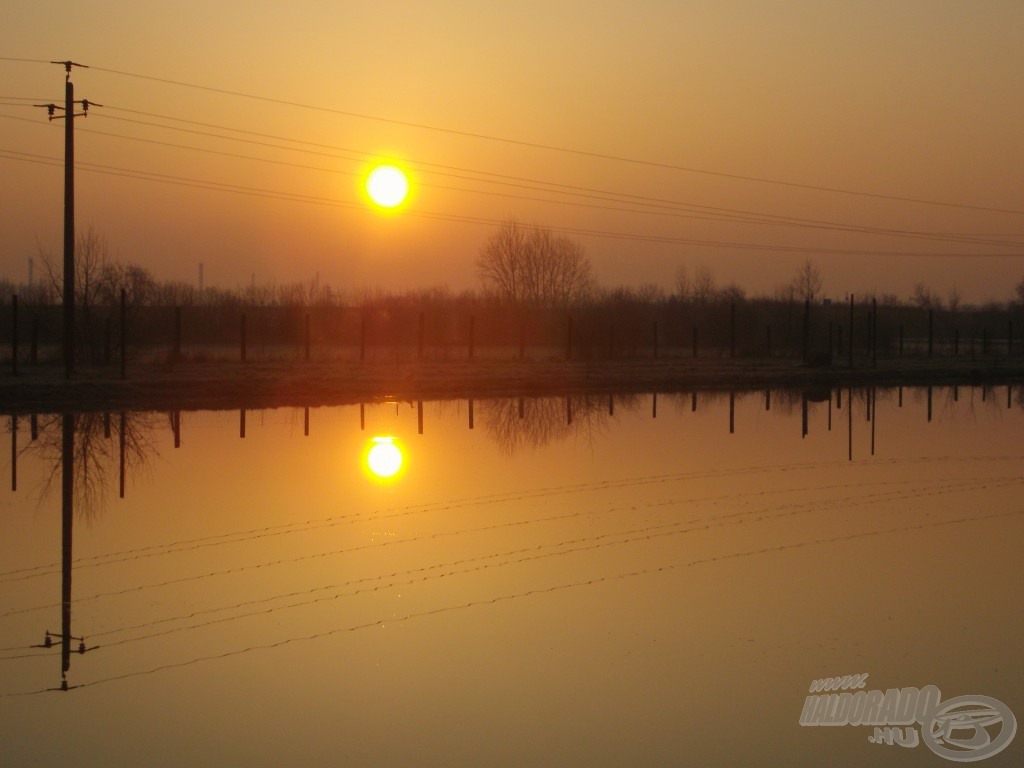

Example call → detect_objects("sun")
366 164 409 209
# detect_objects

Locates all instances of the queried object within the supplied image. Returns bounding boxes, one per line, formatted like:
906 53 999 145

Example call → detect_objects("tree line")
1 221 1023 365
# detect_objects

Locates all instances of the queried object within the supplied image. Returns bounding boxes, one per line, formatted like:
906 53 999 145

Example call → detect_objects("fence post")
173 306 182 362
848 294 854 368
565 315 573 361
801 299 809 364
360 313 367 362
10 295 17 377
120 289 127 380
30 317 38 366
871 297 877 367
866 306 873 359
730 302 736 358
928 309 934 357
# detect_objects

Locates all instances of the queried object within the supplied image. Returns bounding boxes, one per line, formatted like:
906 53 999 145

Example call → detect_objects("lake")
1 386 1021 766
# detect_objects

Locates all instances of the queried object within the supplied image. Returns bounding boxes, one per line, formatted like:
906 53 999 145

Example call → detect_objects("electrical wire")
83 63 1024 216
5 147 1021 260
80 114 1024 249
4 505 1015 696
7 57 1024 220
5 107 1020 254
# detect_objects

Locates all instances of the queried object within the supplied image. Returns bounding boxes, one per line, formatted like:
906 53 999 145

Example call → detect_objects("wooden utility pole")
36 62 98 379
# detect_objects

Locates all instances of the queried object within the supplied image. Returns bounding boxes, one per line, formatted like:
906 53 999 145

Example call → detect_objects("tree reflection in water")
29 411 160 520
480 394 643 455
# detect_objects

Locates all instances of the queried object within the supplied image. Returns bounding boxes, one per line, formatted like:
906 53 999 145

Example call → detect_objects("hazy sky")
2 1 1022 302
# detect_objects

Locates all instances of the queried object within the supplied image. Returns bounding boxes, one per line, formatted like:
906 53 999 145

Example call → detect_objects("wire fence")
1 296 1021 372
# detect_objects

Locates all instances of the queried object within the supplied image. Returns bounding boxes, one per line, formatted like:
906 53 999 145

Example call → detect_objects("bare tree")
912 282 942 310
720 282 746 303
946 286 962 315
674 264 691 301
635 282 666 303
477 219 592 306
693 264 716 304
100 262 157 306
477 218 530 303
773 282 797 304
791 259 823 303
39 225 116 308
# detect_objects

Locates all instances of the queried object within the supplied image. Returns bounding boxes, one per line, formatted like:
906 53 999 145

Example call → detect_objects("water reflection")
480 395 638 455
5 386 1024 505
0 385 1022 765
3 412 158 690
28 412 158 517
365 436 404 480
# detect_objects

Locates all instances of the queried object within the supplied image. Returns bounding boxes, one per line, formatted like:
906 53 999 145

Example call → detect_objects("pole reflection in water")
7 411 159 690
60 413 73 689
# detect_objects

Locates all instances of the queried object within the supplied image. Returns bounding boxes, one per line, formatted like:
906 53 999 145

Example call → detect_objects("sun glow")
365 436 404 479
365 164 409 209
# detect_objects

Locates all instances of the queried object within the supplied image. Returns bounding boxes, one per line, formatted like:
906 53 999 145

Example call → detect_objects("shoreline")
1 356 1022 414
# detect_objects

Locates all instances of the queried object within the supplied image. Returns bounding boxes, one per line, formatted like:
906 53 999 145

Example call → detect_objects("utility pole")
36 61 99 379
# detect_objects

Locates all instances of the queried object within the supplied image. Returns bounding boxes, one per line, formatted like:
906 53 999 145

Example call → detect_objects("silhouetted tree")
693 264 716 304
791 259 823 303
912 282 942 310
674 264 692 301
477 219 593 306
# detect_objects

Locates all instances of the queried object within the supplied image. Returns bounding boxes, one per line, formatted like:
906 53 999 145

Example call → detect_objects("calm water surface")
1 387 1022 767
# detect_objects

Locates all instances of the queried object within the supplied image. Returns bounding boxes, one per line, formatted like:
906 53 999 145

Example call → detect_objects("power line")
71 475 1019 653
3 453 956 581
7 106 1019 250
4 451 1009 582
84 63 1024 216
9 57 1024 221
6 108 1022 254
82 123 1023 247
5 150 1021 260
2 468 1013 623
20 506 1017 695
83 115 1023 249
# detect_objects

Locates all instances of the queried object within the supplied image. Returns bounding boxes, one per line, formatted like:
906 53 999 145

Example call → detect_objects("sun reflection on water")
365 436 405 481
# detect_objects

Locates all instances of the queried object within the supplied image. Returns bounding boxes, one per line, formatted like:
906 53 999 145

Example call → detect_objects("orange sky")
1 1 1023 303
